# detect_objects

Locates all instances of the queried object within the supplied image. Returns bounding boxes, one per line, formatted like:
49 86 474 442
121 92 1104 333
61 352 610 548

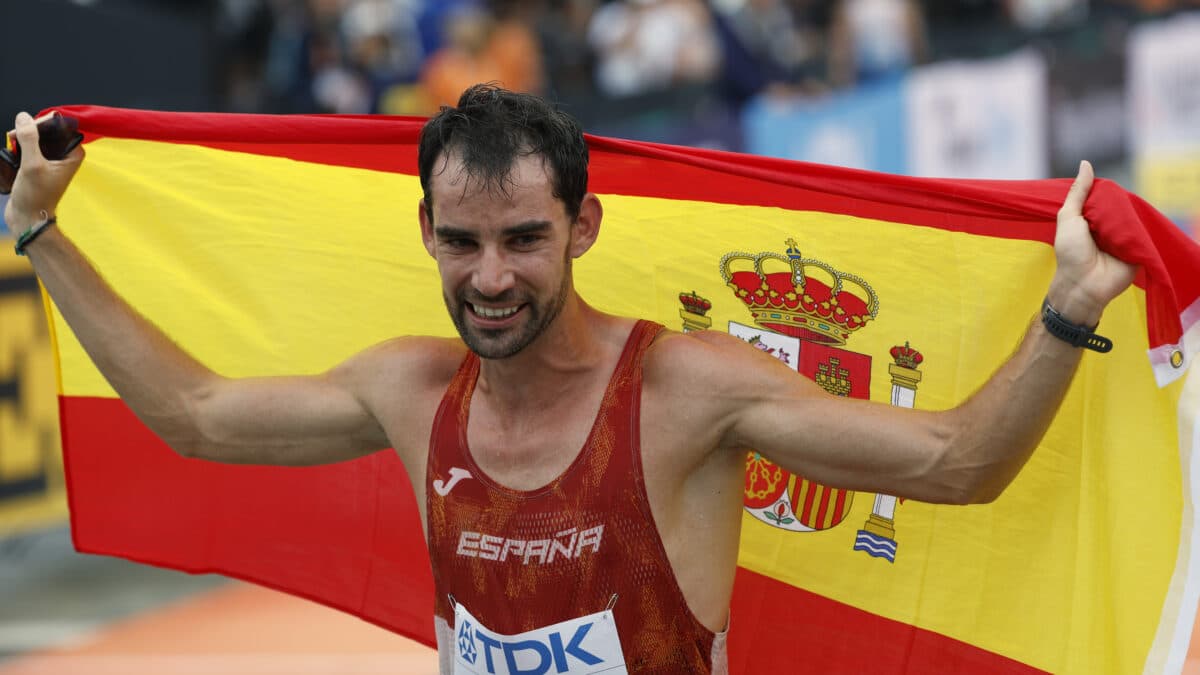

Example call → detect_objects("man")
5 85 1133 673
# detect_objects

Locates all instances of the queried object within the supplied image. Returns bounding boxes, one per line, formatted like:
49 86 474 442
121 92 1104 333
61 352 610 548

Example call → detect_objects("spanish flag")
45 107 1200 674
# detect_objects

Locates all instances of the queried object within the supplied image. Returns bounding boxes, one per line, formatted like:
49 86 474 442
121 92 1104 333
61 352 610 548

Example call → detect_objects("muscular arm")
30 227 391 463
676 162 1135 505
6 112 392 465
684 319 1079 505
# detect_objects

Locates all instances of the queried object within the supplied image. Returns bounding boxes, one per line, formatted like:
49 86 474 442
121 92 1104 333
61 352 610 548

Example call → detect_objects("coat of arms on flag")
680 238 925 562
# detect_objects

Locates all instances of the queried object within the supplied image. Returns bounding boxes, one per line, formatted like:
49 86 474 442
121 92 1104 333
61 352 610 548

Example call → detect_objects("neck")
475 293 609 411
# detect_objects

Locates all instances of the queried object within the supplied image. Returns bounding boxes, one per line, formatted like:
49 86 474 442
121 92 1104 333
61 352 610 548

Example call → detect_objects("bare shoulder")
646 328 738 366
335 335 466 389
639 329 792 474
340 331 465 372
643 329 775 422
643 328 821 447
333 336 465 443
645 328 786 391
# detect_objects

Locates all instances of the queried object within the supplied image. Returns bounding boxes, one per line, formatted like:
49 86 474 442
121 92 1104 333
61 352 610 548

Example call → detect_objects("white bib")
452 602 628 675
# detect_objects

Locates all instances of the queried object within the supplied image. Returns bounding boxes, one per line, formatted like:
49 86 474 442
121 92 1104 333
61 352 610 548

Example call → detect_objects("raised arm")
4 112 392 466
674 161 1135 505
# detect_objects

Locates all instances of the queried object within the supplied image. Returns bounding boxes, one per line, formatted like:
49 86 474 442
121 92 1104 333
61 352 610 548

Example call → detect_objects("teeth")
472 304 520 319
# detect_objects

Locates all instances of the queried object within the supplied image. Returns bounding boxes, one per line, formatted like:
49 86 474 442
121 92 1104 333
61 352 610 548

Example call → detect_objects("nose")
472 245 516 298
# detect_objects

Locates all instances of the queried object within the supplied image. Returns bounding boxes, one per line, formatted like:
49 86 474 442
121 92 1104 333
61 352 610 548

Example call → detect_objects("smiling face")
420 149 599 359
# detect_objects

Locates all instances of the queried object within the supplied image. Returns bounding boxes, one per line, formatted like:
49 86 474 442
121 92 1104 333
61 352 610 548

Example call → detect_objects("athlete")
5 85 1134 673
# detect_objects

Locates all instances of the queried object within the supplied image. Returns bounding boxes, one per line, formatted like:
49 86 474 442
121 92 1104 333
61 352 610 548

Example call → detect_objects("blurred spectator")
217 0 275 112
261 0 354 112
727 0 819 80
420 2 545 112
1005 0 1088 31
342 0 425 92
537 0 600 101
711 0 827 106
257 0 426 114
586 0 720 98
309 31 374 113
828 0 928 88
490 1 548 94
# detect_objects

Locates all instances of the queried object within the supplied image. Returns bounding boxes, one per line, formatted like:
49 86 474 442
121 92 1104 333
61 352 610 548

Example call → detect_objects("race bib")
452 602 627 675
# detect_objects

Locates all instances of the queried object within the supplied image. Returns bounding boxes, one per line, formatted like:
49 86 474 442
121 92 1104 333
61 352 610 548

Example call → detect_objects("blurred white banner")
905 49 1048 180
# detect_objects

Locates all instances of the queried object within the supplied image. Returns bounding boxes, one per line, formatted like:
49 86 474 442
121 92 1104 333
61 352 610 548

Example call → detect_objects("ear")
419 199 436 258
568 193 603 259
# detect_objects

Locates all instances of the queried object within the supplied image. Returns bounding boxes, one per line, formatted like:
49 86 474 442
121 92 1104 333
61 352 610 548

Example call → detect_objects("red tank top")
426 320 721 672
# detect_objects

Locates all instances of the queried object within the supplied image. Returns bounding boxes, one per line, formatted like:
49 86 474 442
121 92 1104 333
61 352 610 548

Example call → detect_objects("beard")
446 259 572 359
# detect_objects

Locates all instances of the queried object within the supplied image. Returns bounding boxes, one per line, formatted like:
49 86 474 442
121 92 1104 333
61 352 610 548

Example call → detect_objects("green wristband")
14 215 56 256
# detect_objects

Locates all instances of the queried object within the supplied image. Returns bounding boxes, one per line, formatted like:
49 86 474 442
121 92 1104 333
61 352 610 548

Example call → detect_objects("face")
420 151 598 359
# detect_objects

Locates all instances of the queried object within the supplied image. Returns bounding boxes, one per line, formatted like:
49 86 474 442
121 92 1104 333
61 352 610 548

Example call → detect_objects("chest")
465 389 609 491
426 369 743 637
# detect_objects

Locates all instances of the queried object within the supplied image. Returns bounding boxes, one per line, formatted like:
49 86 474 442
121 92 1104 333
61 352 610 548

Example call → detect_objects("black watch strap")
1041 298 1112 353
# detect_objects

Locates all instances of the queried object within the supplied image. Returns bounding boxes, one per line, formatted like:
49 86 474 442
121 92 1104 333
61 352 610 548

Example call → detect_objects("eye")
442 238 477 253
511 234 542 248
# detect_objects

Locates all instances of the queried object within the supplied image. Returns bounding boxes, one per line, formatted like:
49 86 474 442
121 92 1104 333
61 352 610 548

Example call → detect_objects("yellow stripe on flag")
55 138 446 396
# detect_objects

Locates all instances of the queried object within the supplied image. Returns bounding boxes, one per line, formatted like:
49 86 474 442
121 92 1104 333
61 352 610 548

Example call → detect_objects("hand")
1046 160 1136 327
4 112 85 233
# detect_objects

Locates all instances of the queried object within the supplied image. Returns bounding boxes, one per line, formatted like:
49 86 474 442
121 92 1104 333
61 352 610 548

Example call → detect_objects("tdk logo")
458 622 606 675
459 620 479 665
453 604 626 675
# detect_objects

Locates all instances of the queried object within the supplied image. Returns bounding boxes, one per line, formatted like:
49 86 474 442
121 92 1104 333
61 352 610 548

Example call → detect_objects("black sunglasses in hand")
0 112 84 195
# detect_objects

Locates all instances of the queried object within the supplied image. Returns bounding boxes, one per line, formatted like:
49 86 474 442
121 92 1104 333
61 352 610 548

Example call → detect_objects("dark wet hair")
418 84 589 222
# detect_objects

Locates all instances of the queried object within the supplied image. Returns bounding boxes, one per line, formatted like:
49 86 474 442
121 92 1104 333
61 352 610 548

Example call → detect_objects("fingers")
11 112 45 163
1053 159 1098 260
1059 159 1094 219
5 111 84 227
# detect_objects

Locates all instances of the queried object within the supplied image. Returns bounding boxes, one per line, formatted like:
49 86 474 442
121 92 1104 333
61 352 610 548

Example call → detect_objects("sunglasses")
0 112 84 195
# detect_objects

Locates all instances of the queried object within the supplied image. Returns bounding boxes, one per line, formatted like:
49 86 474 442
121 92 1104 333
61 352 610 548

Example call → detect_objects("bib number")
452 602 627 675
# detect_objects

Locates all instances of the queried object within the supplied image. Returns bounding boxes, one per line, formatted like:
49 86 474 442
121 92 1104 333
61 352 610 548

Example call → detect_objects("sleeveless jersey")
426 320 727 673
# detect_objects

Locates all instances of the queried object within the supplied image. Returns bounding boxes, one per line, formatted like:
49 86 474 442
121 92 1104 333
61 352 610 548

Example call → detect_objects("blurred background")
0 0 1198 672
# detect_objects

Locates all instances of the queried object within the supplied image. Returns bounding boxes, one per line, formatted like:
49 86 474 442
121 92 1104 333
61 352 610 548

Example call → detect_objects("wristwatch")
1041 298 1112 353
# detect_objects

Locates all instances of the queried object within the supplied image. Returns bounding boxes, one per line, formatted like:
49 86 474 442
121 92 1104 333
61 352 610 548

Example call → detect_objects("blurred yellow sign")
1136 153 1200 219
0 253 67 536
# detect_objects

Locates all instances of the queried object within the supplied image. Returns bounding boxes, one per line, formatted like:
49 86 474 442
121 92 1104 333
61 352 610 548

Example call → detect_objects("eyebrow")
433 225 474 239
433 221 552 239
502 221 552 237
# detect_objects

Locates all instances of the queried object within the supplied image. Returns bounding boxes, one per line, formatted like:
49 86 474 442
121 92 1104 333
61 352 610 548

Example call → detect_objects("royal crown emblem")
720 239 879 345
890 342 924 369
678 291 713 332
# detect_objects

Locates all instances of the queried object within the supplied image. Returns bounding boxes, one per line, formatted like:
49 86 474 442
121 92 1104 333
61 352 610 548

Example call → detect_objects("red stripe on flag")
728 567 1048 674
800 479 817 525
816 485 833 529
833 488 849 526
59 395 437 649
